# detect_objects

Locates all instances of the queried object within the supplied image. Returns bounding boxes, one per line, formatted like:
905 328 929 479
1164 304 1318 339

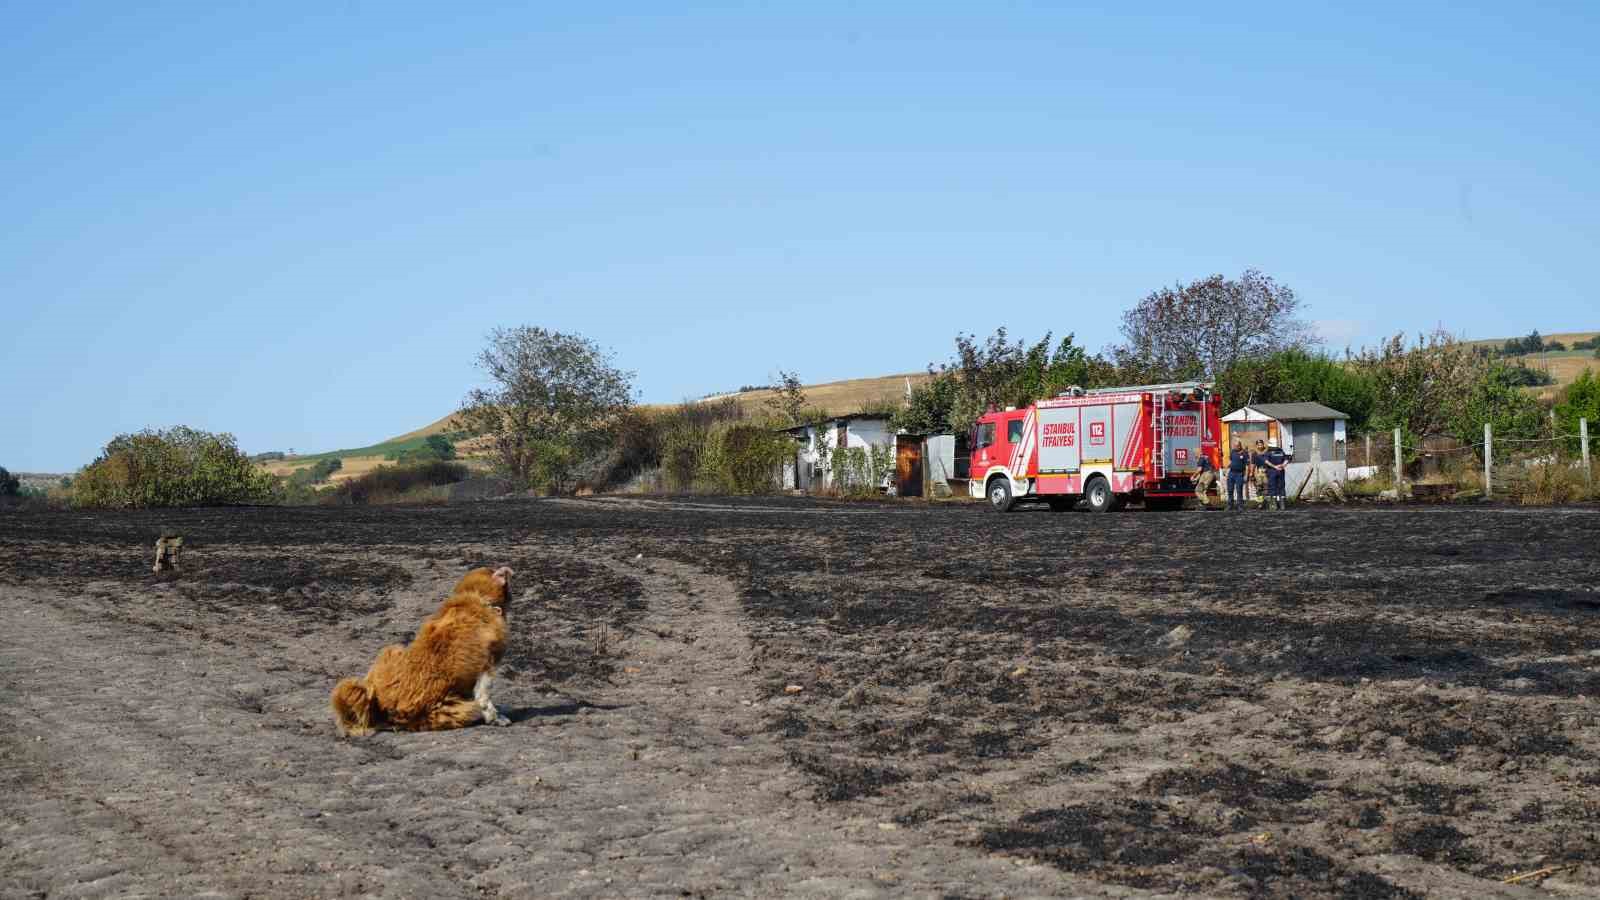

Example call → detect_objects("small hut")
780 414 896 492
1221 402 1349 498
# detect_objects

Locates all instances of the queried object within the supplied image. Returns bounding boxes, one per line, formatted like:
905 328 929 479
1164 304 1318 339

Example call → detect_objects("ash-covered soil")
2 499 1598 898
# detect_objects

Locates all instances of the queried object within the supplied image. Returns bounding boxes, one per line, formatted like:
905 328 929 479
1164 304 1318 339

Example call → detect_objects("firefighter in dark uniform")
1261 438 1290 509
1226 439 1250 511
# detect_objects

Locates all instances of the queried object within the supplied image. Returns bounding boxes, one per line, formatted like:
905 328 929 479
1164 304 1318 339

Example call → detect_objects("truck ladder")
1151 392 1166 478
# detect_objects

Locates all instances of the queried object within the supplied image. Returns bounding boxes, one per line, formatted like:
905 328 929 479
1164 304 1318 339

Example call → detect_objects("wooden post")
1393 428 1402 487
1582 418 1591 486
1365 433 1372 469
1484 422 1493 497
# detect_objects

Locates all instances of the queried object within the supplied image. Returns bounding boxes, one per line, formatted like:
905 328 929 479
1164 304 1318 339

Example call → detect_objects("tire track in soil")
499 552 1142 898
1 549 1135 899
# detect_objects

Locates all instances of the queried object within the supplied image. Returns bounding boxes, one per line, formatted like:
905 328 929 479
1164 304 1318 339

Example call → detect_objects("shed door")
895 437 923 497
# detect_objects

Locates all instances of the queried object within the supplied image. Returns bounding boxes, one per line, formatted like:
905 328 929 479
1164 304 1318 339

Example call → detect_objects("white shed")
781 414 896 492
1221 402 1349 498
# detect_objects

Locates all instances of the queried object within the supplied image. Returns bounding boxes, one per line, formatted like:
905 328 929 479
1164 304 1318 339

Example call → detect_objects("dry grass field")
1466 331 1599 399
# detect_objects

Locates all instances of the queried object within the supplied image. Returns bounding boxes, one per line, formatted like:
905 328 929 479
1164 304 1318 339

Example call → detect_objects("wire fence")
1346 419 1593 501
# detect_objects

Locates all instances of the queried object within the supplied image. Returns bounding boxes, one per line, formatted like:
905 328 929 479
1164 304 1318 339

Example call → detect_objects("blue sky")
4 2 1596 471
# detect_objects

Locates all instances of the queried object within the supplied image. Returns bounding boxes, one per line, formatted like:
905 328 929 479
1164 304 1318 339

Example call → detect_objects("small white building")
781 414 895 492
1221 402 1349 498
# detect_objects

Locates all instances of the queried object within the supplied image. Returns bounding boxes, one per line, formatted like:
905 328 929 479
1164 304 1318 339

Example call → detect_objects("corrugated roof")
1241 402 1349 421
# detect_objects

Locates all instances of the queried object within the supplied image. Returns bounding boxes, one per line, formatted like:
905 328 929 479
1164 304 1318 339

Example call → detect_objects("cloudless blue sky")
4 2 1597 471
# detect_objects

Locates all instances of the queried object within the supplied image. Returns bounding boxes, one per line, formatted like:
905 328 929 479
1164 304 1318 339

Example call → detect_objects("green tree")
458 326 635 489
424 434 457 460
0 466 19 497
1452 361 1544 444
762 370 809 426
920 329 1117 435
71 427 272 508
1554 370 1600 456
1215 349 1376 428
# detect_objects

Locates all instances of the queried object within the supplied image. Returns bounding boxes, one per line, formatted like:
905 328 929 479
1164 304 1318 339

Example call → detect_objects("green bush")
71 427 273 508
288 457 344 487
649 399 745 492
0 466 18 497
326 461 470 505
1554 370 1600 456
828 444 894 496
389 434 458 465
706 424 792 494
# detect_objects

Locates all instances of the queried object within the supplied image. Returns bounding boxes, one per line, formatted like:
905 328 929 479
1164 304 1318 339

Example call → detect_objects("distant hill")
1467 330 1599 400
255 371 930 482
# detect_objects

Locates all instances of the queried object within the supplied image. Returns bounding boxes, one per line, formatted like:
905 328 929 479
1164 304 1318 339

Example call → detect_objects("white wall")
790 418 894 489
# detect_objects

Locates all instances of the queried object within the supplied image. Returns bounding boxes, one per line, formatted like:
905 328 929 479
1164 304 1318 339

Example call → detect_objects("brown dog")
331 566 515 736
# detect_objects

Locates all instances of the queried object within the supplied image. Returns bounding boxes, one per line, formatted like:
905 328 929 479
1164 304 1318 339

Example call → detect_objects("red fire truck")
968 381 1223 512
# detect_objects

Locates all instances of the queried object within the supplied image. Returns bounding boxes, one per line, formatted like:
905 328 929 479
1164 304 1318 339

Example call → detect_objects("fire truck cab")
968 381 1223 512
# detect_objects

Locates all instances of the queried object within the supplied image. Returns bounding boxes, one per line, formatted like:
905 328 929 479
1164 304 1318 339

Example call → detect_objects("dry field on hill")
4 499 1598 898
384 371 934 446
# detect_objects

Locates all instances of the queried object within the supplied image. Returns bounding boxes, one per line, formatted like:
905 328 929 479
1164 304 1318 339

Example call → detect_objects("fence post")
1484 423 1493 497
1393 428 1402 487
1365 434 1372 469
1583 418 1591 486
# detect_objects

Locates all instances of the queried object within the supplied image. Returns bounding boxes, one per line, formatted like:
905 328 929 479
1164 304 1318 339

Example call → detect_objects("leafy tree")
1215 349 1376 428
1350 330 1544 451
1111 269 1316 380
890 374 961 434
917 329 1117 435
457 326 635 489
1544 340 1567 352
762 370 809 426
1452 361 1545 444
1498 363 1555 387
1554 370 1600 456
424 434 456 460
0 466 19 497
71 426 272 507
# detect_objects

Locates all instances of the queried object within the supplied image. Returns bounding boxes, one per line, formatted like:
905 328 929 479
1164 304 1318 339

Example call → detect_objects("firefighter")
1193 449 1219 510
1251 439 1268 507
1226 439 1250 511
1261 438 1290 509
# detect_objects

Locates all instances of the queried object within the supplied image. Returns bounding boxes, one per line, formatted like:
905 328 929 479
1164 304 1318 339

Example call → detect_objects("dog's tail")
331 677 380 737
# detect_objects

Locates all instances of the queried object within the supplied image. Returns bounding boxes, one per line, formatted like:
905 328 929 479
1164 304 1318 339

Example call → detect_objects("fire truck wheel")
986 477 1015 513
1084 476 1115 513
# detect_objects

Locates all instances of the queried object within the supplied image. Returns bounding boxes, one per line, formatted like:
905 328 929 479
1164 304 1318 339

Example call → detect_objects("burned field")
2 500 1598 897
